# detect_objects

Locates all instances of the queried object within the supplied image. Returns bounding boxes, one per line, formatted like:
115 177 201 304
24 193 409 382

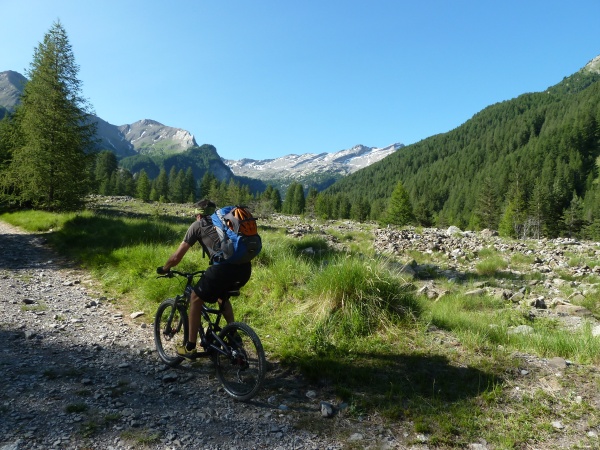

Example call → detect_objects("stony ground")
2 216 600 450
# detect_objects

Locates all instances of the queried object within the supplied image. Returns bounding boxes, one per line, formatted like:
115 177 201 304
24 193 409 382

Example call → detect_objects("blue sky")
2 1 600 161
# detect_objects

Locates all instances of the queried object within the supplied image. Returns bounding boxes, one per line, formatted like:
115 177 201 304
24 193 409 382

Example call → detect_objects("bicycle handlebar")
156 269 205 279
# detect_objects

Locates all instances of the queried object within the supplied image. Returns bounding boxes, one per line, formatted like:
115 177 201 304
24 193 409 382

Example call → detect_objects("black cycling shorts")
193 262 251 303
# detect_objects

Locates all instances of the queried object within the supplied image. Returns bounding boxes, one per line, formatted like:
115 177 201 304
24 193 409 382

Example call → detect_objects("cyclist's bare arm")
161 241 191 272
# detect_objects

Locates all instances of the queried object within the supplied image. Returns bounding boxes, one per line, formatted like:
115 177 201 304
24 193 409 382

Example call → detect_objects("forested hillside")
323 66 600 238
120 144 230 181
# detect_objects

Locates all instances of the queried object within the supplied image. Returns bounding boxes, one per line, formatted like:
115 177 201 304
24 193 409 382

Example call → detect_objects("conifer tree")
499 177 527 238
226 179 240 205
383 181 414 226
315 193 332 219
119 169 134 196
335 194 351 219
155 168 169 201
562 191 584 238
527 179 550 239
149 182 159 202
239 184 252 206
208 179 223 204
0 115 18 174
200 172 216 199
184 167 195 202
413 198 433 227
289 183 305 214
136 169 151 201
303 187 318 217
498 200 519 238
94 150 118 191
167 166 179 202
1 21 97 209
270 187 282 212
474 176 498 230
169 169 185 203
257 185 281 214
350 197 370 222
282 182 296 214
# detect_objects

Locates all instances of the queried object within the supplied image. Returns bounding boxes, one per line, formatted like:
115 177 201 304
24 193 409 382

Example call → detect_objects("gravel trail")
0 221 385 450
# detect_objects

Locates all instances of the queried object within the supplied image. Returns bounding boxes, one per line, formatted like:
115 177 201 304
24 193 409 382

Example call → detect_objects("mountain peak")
117 120 197 154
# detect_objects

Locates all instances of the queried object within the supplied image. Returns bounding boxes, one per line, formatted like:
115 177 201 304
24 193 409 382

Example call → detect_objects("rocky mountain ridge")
224 143 403 181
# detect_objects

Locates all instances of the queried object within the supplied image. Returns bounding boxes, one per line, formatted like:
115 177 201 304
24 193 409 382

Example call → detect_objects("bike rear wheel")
154 298 189 367
215 322 266 401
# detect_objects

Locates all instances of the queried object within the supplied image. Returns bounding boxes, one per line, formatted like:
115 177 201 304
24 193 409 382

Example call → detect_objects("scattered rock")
320 402 335 418
305 390 317 399
554 304 592 317
547 357 568 371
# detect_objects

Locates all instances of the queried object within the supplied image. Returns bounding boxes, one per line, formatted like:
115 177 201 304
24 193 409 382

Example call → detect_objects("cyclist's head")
194 199 216 217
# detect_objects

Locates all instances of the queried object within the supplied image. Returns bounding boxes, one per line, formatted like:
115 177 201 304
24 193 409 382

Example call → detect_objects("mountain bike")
154 269 266 401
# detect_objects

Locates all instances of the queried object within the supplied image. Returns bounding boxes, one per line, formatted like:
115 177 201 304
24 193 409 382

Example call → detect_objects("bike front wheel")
215 322 266 401
154 298 189 367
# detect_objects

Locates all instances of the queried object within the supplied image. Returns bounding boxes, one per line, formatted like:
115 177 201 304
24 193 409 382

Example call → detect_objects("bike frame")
162 270 239 360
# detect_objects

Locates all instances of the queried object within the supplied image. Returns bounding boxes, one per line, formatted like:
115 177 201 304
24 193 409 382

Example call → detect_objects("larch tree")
2 20 97 209
283 182 305 214
184 167 196 202
136 169 151 201
383 181 414 226
155 168 169 201
474 176 498 230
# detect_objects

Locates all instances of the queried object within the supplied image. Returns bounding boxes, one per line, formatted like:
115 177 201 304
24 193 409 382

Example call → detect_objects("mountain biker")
156 199 252 359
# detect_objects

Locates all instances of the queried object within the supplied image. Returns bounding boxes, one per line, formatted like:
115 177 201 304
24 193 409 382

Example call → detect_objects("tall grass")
475 255 509 276
425 291 600 365
1 210 81 232
306 256 417 338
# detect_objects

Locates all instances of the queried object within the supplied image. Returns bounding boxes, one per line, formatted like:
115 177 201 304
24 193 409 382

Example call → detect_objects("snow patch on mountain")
224 143 403 180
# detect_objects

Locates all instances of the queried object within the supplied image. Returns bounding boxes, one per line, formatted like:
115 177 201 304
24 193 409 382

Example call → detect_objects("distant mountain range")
224 143 403 190
0 69 400 190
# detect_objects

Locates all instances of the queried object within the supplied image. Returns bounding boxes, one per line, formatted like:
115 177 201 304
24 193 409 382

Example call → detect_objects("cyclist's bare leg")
188 290 203 346
218 297 234 324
